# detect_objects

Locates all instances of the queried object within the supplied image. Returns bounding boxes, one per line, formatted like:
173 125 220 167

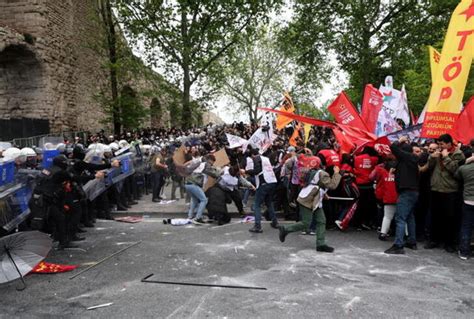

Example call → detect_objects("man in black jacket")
385 136 420 254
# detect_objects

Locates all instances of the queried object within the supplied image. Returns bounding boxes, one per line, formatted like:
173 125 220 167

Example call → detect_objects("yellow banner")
428 46 441 83
303 123 312 145
422 0 474 138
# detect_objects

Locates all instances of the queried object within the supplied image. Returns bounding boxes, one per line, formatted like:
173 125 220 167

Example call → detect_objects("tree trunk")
180 7 192 128
182 70 192 128
101 0 121 134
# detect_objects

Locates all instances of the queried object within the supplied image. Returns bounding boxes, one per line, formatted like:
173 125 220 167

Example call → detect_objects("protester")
246 148 279 233
278 163 342 252
384 136 420 255
183 154 221 224
425 134 465 253
455 153 474 260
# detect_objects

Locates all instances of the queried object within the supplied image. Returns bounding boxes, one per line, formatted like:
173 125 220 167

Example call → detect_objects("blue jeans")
459 203 474 255
185 184 208 219
254 183 277 228
394 190 418 247
242 176 255 205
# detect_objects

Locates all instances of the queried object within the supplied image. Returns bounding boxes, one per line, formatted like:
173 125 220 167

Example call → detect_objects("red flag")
410 109 417 125
258 107 378 150
361 85 383 133
328 92 368 131
336 123 377 147
30 261 77 274
332 128 355 154
451 97 474 145
258 108 336 128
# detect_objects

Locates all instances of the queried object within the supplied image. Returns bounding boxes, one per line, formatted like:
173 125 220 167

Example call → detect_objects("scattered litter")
95 227 107 230
115 216 142 223
157 200 176 205
163 218 192 226
344 296 361 313
87 302 113 310
241 216 255 223
193 260 203 266
234 247 238 253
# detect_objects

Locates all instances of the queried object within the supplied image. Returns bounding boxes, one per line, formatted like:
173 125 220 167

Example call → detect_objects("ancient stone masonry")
0 0 189 140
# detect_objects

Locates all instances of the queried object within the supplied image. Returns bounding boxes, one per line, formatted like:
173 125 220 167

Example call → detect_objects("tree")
115 0 282 128
93 0 150 133
402 44 474 115
210 27 291 122
284 0 459 104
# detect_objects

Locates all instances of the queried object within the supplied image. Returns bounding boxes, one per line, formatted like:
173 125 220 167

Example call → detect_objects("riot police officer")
30 155 75 250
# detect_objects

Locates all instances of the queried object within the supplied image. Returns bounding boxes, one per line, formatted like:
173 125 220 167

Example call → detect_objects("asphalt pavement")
1 210 474 318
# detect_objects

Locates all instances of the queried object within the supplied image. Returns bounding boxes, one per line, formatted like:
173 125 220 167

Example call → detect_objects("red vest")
378 169 398 204
318 149 341 167
354 154 377 185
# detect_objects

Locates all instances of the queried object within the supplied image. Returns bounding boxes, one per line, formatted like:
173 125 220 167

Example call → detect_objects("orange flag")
276 92 295 130
289 122 302 146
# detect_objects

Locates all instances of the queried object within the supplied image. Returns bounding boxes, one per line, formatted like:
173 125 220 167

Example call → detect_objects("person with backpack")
278 163 342 253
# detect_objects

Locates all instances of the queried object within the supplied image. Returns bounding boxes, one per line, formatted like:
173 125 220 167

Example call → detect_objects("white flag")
396 84 410 125
375 108 401 137
225 133 248 149
379 76 404 123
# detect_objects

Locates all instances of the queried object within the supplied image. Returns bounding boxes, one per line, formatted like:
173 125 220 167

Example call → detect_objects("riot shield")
39 137 64 168
0 167 39 233
82 153 135 201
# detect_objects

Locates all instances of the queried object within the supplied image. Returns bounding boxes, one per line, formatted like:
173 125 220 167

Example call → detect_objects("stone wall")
0 0 222 140
0 0 107 136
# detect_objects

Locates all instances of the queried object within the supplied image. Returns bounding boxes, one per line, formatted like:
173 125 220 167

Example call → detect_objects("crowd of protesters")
1 120 474 260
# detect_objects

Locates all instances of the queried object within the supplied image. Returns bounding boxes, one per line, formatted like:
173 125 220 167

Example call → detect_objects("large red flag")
328 91 368 131
332 128 355 154
451 97 474 145
259 107 378 150
361 84 384 133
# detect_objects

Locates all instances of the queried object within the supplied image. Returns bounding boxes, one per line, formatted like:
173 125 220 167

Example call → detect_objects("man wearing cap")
278 161 342 253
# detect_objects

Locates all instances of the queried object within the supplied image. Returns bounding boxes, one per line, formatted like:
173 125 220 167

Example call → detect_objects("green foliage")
285 0 460 107
209 26 291 122
115 0 282 128
296 101 334 121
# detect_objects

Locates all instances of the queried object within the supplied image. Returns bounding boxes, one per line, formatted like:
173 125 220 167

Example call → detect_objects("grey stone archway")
0 27 48 140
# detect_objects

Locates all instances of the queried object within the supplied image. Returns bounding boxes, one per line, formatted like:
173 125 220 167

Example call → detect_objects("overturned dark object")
141 274 267 291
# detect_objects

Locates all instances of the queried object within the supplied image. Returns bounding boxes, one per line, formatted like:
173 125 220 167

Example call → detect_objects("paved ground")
1 212 474 318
